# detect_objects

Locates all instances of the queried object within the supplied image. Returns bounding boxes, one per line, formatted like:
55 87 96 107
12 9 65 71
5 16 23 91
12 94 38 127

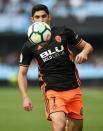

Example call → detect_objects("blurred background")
0 1 103 131
0 0 103 87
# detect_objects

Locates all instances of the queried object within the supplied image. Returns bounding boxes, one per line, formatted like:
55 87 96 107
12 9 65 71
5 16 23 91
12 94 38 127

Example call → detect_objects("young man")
18 4 93 131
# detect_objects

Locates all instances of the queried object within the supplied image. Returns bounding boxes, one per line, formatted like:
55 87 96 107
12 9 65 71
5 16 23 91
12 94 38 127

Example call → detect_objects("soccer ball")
27 22 51 45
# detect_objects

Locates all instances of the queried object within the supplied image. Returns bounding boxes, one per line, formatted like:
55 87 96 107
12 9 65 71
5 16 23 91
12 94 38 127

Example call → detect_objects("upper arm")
18 43 32 77
19 43 34 66
64 27 81 46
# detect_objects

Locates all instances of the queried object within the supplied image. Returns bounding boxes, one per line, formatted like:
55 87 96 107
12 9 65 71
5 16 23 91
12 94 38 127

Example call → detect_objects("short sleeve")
64 27 82 46
19 42 34 66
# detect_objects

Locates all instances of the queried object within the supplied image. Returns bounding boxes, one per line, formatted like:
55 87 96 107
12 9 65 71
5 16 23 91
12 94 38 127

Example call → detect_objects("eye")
42 14 47 18
35 16 40 19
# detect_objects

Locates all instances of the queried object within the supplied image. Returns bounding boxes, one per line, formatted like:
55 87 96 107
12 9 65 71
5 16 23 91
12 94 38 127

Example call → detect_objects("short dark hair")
32 4 49 17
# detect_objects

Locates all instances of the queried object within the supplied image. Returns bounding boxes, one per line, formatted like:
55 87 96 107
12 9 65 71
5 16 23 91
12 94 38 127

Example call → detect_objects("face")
31 10 51 24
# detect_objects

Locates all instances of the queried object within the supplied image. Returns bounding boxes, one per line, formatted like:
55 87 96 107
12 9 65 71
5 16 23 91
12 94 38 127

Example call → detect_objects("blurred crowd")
89 52 103 68
0 51 19 66
0 0 103 17
0 0 103 33
0 0 84 16
0 50 103 69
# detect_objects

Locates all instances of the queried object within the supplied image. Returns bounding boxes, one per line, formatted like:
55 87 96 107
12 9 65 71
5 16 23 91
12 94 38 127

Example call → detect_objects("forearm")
18 72 28 99
81 42 93 56
18 70 33 111
75 40 93 64
77 40 93 56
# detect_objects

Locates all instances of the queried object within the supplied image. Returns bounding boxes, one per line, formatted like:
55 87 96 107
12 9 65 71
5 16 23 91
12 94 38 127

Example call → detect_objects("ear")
31 17 34 23
49 15 51 21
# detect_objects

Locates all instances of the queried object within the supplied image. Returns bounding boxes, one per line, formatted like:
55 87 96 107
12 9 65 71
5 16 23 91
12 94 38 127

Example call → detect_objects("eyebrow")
34 14 47 17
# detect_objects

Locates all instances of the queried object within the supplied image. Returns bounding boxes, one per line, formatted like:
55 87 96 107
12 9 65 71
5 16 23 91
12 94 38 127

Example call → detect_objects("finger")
24 104 33 111
24 106 32 111
75 56 81 64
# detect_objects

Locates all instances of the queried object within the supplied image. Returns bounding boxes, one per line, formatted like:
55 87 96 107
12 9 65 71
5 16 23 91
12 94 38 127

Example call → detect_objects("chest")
31 29 70 63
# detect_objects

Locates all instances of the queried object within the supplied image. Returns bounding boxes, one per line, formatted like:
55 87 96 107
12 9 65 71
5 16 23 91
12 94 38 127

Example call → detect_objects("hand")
23 97 33 111
75 51 88 64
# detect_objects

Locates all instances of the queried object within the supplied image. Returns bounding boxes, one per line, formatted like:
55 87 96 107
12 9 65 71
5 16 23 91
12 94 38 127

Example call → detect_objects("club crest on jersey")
55 35 62 43
37 45 43 50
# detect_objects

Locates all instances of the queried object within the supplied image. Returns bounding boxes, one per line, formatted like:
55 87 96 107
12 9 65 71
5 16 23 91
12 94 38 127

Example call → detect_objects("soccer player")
18 4 93 131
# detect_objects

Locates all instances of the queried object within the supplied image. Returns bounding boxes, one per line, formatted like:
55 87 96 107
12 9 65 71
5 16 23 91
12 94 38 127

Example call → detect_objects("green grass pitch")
0 87 103 131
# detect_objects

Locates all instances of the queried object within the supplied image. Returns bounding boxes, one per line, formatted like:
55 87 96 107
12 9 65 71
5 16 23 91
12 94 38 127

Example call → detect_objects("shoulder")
21 40 35 51
20 40 35 55
22 40 33 49
51 25 65 33
51 25 75 35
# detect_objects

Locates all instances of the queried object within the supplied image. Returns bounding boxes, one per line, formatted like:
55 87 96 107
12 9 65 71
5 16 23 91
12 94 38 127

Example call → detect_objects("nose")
39 17 44 22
